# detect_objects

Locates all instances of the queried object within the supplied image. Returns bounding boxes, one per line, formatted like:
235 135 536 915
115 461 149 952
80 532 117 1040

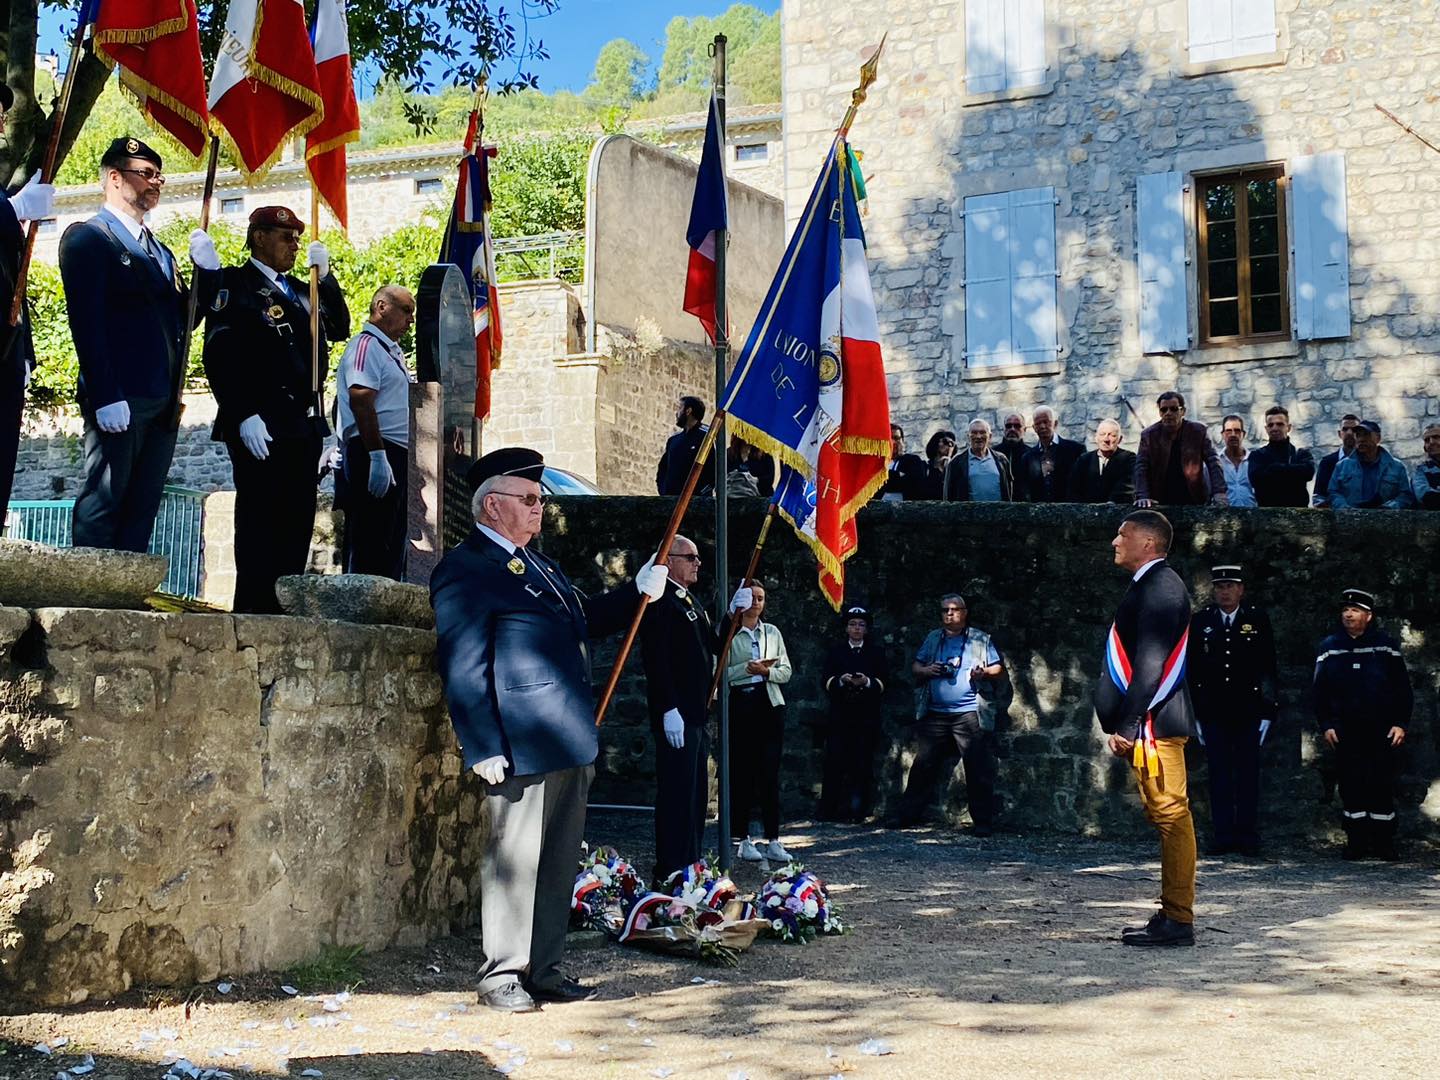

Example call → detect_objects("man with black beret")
202 205 349 613
431 446 668 1012
61 136 222 551
1313 589 1412 860
0 80 56 523
1188 565 1277 856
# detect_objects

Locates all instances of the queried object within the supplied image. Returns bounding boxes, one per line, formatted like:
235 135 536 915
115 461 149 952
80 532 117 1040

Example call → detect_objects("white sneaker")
762 840 791 863
737 838 764 861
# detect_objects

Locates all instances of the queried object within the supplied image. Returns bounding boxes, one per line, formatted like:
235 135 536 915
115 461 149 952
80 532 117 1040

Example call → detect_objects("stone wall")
540 498 1440 841
0 607 482 1006
781 0 1440 461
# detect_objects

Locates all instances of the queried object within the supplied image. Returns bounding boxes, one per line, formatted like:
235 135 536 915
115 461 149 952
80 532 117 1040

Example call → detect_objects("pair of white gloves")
471 573 754 782
186 229 328 278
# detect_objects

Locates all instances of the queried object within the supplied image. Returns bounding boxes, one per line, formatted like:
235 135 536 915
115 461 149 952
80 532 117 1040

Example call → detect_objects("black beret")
1341 588 1376 612
467 447 545 489
1210 565 1243 584
248 205 306 233
0 82 13 112
100 137 162 171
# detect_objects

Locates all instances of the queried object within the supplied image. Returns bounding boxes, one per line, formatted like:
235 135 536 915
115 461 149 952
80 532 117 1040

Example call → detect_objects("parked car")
541 467 604 495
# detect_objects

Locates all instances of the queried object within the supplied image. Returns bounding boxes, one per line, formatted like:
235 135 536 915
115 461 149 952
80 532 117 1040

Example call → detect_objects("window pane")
1247 179 1277 217
1207 221 1237 260
1208 260 1238 299
1205 183 1236 222
1251 255 1280 295
1251 294 1282 334
1209 300 1239 338
1250 217 1278 255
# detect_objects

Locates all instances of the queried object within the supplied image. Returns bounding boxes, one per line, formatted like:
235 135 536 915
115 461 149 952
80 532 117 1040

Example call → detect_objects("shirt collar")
362 321 403 354
249 257 290 290
1132 557 1164 582
476 523 517 555
968 448 992 461
100 204 145 242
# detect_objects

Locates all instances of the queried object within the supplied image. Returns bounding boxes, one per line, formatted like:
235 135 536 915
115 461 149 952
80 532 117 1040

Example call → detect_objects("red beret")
248 205 305 233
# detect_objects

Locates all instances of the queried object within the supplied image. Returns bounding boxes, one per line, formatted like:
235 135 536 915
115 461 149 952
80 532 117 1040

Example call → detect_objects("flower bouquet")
758 864 844 943
617 859 770 966
570 845 646 932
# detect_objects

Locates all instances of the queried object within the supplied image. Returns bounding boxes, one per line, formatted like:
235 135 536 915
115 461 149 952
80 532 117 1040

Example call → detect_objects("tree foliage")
585 38 652 109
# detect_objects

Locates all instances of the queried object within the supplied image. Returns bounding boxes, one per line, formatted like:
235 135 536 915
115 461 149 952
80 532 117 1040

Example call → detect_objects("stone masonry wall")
0 607 481 1007
781 0 1440 461
540 498 1440 842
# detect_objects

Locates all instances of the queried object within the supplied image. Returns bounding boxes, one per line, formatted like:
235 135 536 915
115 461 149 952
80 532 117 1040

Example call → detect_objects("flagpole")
175 135 221 427
709 33 733 870
594 416 725 728
309 185 323 417
7 17 87 327
706 502 775 711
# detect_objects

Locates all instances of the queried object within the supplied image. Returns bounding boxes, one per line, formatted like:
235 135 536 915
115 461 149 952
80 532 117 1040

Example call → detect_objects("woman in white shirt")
724 579 794 862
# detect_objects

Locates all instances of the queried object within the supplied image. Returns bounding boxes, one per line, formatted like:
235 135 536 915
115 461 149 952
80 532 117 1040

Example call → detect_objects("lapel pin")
507 558 525 575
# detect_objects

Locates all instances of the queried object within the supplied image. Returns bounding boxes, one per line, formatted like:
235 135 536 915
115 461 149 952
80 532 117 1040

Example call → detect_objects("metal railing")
495 230 583 282
4 486 207 600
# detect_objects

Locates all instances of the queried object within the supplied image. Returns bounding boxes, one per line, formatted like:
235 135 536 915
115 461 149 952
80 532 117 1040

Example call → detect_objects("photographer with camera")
891 593 1005 833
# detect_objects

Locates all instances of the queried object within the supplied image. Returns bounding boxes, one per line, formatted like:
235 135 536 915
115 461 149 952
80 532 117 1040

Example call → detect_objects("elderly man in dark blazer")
1096 510 1198 946
1068 418 1137 503
1016 405 1084 502
1134 390 1227 507
431 447 667 1013
60 137 221 551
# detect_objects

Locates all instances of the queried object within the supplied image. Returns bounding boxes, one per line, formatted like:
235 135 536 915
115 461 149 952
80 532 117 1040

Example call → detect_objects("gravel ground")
3 810 1439 1080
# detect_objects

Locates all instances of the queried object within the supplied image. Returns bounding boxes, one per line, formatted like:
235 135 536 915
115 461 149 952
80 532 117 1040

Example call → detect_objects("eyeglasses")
491 491 548 507
668 553 702 563
119 167 166 185
1158 405 1183 414
941 606 966 613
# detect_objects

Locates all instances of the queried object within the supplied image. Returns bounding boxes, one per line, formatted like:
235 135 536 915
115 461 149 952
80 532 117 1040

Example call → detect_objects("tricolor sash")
1105 623 1188 781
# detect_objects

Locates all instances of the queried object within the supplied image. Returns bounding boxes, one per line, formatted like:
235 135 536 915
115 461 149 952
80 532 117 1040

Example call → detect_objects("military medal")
268 304 286 321
507 557 525 575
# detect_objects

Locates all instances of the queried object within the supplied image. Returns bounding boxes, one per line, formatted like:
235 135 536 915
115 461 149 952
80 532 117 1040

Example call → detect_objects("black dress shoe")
525 978 596 1003
478 982 540 1012
1121 915 1195 947
1122 910 1165 936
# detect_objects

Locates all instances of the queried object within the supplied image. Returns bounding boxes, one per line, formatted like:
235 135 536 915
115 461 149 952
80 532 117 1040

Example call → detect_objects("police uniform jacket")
59 211 220 411
1187 602 1277 722
823 638 889 720
0 197 34 391
1095 561 1197 741
1313 625 1412 737
430 527 636 775
640 579 721 725
204 262 351 441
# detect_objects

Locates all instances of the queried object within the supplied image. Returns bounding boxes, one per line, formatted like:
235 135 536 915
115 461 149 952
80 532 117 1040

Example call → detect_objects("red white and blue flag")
682 91 729 343
439 120 503 420
722 140 890 608
306 0 361 230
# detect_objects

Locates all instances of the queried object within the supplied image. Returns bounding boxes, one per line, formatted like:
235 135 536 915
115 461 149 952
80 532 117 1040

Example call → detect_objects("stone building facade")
781 0 1440 466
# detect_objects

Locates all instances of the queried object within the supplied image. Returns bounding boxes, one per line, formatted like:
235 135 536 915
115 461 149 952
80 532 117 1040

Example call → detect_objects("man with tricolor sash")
1095 510 1198 947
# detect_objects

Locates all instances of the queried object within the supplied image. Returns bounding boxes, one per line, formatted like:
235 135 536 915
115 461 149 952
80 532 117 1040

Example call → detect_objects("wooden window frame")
1196 165 1290 347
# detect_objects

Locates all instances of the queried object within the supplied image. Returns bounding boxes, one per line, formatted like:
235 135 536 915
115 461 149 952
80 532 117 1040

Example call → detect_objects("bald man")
337 284 418 578
1068 419 1137 503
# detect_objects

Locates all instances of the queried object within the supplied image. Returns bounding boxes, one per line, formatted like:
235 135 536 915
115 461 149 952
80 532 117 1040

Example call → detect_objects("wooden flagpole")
8 18 88 327
309 185 323 418
706 503 777 710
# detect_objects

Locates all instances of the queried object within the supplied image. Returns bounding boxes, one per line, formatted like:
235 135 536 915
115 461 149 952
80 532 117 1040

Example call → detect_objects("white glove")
635 553 668 601
662 708 685 749
238 414 272 460
326 444 344 471
472 755 508 784
307 240 330 279
1258 719 1272 746
367 449 394 498
95 400 131 433
188 228 221 271
9 170 55 222
728 586 754 614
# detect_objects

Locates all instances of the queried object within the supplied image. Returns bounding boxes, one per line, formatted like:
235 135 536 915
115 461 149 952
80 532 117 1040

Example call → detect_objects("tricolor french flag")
306 0 361 231
683 91 729 344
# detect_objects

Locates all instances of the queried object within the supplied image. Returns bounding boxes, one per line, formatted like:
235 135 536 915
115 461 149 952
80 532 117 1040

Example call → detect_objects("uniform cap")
1341 588 1376 612
1210 565 1244 584
842 605 872 626
467 447 546 489
248 205 305 233
1356 419 1381 436
100 137 162 170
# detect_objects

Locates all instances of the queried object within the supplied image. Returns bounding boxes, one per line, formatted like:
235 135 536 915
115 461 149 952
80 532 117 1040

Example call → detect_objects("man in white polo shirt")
337 284 417 578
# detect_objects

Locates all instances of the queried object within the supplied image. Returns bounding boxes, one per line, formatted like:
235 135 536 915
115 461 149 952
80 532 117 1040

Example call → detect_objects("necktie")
274 276 297 303
141 228 165 271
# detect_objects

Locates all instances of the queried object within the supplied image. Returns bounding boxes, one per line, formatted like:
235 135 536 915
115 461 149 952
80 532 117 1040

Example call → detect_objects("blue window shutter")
1292 152 1351 340
1006 0 1047 90
964 192 1014 366
1232 1 1277 57
966 0 1009 94
1008 186 1058 366
1136 171 1189 353
1187 0 1230 64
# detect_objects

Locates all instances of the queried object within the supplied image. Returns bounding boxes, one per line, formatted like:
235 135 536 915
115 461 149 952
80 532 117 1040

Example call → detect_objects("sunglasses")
668 553 702 563
492 491 548 507
119 167 165 185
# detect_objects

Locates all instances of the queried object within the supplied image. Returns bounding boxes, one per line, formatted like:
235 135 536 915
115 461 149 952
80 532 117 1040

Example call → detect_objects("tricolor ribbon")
1105 623 1189 786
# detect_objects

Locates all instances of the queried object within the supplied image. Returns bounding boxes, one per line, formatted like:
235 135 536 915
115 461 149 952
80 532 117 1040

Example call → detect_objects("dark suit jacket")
1018 437 1084 502
640 579 721 724
942 450 1014 501
203 262 351 441
1095 561 1196 742
1313 448 1347 507
1134 420 1225 505
1067 449 1137 503
0 198 34 393
1187 602 1277 722
823 638 889 723
1247 440 1316 508
431 528 635 775
884 452 928 499
60 210 219 411
656 424 707 495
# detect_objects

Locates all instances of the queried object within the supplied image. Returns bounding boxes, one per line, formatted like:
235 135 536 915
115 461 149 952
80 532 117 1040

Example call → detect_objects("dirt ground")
4 810 1440 1080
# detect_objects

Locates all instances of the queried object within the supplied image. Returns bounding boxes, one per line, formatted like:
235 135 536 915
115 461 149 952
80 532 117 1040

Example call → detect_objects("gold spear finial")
839 34 887 138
